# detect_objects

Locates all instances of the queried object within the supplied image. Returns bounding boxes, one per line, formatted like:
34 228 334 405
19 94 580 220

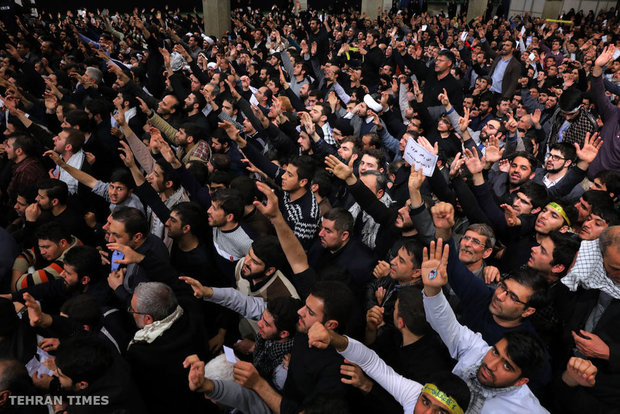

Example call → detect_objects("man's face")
337 142 355 163
395 201 415 231
157 95 178 116
318 219 346 250
108 182 130 205
476 79 489 92
164 210 185 240
13 195 28 217
528 236 555 273
175 128 189 146
489 279 533 324
36 189 53 210
184 94 196 112
52 131 70 154
508 156 533 187
222 100 235 117
413 390 458 414
297 132 311 152
389 247 418 282
463 97 474 109
579 214 608 241
545 96 557 110
38 239 64 261
55 368 79 392
297 294 325 333
281 164 302 192
477 338 524 388
257 310 280 340
241 248 269 280
434 55 451 74
535 205 566 234
309 105 324 124
5 138 17 160
107 218 134 247
603 246 620 284
497 100 510 116
545 150 569 173
500 41 513 56
130 294 147 329
459 230 490 265
207 201 228 227
60 263 81 289
358 154 381 174
147 164 169 194
211 137 225 154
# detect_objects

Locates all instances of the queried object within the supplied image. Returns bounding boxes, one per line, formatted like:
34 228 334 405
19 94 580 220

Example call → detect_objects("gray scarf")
460 363 519 414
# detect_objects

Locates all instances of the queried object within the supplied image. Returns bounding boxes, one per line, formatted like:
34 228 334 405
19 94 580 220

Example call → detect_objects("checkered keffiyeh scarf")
253 335 294 382
562 240 620 299
460 363 519 414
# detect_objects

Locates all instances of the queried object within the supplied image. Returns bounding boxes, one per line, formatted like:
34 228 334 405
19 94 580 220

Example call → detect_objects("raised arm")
44 150 98 189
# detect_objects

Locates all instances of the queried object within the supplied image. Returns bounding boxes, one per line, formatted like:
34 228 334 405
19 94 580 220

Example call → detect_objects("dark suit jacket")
482 41 522 98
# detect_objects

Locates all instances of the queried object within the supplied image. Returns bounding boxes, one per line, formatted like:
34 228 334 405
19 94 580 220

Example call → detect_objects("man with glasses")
532 142 584 203
458 224 496 283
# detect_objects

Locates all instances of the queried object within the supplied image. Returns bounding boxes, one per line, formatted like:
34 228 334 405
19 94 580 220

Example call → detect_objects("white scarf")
57 150 85 194
128 305 184 348
348 192 393 250
562 239 620 299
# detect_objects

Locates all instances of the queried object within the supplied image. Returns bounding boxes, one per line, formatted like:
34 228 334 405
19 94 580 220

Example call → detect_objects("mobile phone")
110 250 125 271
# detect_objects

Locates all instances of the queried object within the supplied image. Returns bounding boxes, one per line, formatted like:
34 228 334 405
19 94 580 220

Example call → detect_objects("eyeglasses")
127 305 147 315
547 154 565 161
497 281 528 305
462 235 485 248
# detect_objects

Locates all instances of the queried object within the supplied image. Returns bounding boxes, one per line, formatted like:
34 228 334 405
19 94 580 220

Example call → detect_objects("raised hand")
430 202 455 230
308 321 331 349
417 136 438 155
500 204 521 227
463 147 486 175
325 154 354 182
575 132 602 165
179 276 213 299
253 181 281 221
531 108 542 127
340 360 373 392
372 260 390 279
118 141 136 169
449 152 464 178
366 306 385 331
484 134 504 163
408 166 426 191
420 239 449 296
594 44 615 68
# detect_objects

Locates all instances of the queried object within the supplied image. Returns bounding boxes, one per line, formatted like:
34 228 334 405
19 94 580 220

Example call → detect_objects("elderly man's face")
604 245 620 284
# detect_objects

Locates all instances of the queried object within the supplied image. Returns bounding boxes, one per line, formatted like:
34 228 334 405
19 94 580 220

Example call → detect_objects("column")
202 0 231 38
361 0 393 20
466 0 488 21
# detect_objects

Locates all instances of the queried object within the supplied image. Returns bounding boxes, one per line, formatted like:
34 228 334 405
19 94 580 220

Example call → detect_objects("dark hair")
65 110 92 132
209 170 232 188
62 128 85 152
591 205 620 226
186 160 210 186
323 207 354 235
230 176 260 205
85 99 111 119
502 331 546 379
60 295 102 330
0 359 33 397
396 286 430 336
16 185 37 204
109 168 136 190
424 371 471 413
63 245 102 283
310 281 354 334
180 123 204 142
360 170 388 193
35 222 72 244
437 49 456 66
547 231 581 277
509 151 537 172
189 92 206 111
171 202 207 237
155 158 180 191
504 268 548 310
558 87 583 111
288 155 315 187
110 207 148 238
267 296 303 335
211 153 232 172
37 179 68 205
518 182 548 209
211 188 244 222
362 148 386 170
549 142 576 162
399 239 424 269
55 336 114 385
252 236 284 270
548 200 578 228
311 170 333 198
8 135 36 157
361 133 382 149
302 394 350 414
592 169 620 198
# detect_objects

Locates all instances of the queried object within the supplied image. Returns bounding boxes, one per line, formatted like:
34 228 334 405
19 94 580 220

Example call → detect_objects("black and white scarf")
253 335 294 383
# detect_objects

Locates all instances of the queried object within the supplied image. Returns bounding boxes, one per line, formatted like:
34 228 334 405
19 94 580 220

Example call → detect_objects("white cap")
364 94 383 113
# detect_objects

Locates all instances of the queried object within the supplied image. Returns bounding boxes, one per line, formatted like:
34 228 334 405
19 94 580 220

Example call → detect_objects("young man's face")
358 154 381 174
297 294 325 333
257 310 281 340
527 236 555 273
108 182 131 205
52 130 70 153
477 338 526 388
389 247 419 282
107 218 135 247
207 201 228 228
318 219 347 250
579 214 609 241
489 279 533 323
281 164 303 192
35 189 54 210
38 238 64 261
13 195 28 217
241 248 269 280
60 263 81 288
164 210 185 240
545 149 569 173
508 156 533 186
337 142 355 164
535 205 567 234
146 164 168 193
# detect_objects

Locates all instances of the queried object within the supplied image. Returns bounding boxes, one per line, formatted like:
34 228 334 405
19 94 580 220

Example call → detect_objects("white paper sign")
602 35 608 43
403 139 438 177
520 26 526 36
224 346 238 363
460 31 468 42
422 25 427 31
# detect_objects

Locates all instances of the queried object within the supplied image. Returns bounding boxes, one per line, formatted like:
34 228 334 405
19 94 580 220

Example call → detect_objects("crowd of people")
0 1 619 413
